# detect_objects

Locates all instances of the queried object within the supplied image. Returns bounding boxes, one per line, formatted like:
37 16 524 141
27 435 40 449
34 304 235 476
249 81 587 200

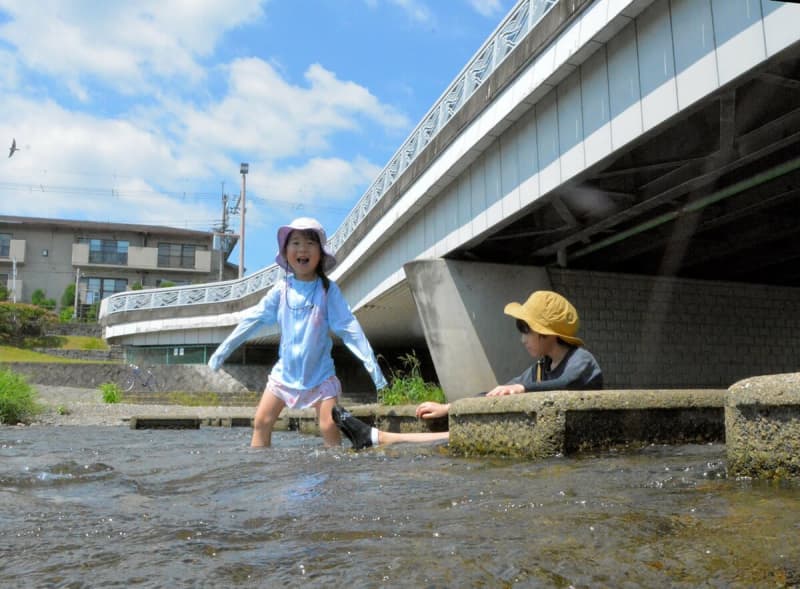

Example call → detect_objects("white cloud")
468 0 506 18
255 156 381 204
389 0 433 23
178 58 408 161
0 0 418 268
0 0 264 98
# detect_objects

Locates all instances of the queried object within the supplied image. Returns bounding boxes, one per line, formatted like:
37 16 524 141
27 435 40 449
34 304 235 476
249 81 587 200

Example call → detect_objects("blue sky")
0 0 517 274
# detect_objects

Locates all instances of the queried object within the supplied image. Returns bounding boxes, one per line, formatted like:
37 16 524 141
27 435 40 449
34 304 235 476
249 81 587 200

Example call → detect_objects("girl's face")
284 230 321 281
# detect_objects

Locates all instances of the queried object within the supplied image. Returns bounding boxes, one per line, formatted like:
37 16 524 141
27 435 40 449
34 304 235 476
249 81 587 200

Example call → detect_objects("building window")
78 238 129 265
0 233 10 258
0 273 8 287
158 243 198 269
82 277 128 304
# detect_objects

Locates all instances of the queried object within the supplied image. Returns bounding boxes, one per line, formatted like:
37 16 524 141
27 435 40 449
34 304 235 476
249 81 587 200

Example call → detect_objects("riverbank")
28 385 256 427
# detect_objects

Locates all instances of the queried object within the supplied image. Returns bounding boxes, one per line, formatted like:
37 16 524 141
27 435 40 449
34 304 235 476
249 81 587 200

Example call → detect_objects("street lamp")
239 163 249 278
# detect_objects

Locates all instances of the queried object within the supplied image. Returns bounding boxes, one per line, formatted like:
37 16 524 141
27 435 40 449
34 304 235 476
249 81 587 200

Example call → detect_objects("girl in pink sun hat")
208 217 387 448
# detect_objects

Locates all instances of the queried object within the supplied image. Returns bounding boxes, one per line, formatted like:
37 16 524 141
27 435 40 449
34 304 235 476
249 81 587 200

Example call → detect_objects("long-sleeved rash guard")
208 277 387 391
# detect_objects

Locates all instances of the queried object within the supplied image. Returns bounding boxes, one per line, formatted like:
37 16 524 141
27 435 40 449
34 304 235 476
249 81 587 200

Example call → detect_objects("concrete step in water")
121 391 261 406
121 391 375 406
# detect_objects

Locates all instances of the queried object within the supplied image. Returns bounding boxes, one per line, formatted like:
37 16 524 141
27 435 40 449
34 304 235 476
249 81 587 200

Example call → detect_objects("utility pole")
11 257 17 303
73 268 81 319
238 163 249 278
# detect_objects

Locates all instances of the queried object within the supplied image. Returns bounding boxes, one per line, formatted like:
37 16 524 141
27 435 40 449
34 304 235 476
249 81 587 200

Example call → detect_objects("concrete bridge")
100 0 800 399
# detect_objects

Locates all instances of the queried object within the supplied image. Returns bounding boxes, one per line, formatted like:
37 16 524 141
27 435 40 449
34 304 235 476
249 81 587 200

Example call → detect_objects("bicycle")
122 364 161 392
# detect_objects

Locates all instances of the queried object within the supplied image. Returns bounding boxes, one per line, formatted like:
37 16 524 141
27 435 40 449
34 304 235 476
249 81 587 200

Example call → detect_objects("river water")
1 426 799 588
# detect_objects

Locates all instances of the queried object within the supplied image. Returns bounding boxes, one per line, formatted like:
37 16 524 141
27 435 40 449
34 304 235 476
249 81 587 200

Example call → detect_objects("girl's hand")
208 354 223 372
485 384 525 396
415 402 450 420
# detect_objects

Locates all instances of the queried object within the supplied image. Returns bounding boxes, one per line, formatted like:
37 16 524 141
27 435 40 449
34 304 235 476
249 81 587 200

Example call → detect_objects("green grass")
60 336 108 351
0 368 42 424
99 382 123 404
0 333 115 363
378 351 446 406
0 345 112 364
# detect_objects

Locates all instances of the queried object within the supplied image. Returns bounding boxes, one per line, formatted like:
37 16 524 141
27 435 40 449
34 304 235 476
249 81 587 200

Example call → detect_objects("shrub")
0 368 42 424
0 302 58 346
130 282 143 291
99 382 122 404
378 351 445 406
31 289 56 310
85 302 100 322
61 284 76 308
59 307 75 323
0 285 8 302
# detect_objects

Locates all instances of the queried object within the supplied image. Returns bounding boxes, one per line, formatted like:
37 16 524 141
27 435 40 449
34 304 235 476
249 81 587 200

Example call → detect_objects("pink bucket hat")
275 217 337 272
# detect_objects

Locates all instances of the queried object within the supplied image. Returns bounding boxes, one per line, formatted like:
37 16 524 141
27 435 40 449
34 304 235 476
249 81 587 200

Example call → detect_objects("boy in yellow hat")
333 290 602 449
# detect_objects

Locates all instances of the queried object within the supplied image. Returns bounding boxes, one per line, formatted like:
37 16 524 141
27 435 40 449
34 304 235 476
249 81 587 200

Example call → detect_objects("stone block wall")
550 269 800 389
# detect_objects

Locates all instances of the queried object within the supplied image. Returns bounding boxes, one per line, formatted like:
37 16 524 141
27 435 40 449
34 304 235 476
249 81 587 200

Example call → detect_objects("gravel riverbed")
26 385 255 427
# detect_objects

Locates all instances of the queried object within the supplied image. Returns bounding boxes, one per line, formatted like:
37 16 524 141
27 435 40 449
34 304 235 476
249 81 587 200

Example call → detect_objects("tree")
0 302 57 345
31 289 56 310
61 284 76 308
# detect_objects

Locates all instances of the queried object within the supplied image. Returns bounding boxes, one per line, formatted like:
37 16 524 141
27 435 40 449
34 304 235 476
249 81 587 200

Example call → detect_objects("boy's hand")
415 401 450 420
485 384 525 396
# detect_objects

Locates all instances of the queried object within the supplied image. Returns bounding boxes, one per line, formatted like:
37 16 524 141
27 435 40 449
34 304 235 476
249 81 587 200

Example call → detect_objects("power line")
0 180 352 212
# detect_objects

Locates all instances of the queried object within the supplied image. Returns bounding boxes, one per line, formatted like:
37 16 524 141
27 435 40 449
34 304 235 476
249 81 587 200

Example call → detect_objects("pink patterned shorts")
267 375 342 409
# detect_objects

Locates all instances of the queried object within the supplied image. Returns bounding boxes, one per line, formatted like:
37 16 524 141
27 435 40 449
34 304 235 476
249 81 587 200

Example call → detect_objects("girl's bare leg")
251 389 286 447
377 431 450 445
316 397 342 447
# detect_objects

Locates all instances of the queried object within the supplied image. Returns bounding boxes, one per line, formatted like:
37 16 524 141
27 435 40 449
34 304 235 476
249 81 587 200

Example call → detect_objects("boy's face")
520 330 554 359
285 230 321 280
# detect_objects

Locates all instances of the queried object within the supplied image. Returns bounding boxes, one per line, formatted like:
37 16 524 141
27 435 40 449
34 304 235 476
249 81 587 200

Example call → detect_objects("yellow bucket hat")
503 290 584 347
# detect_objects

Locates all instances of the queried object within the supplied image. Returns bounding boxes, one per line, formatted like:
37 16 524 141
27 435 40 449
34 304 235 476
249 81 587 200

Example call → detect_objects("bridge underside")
452 41 800 287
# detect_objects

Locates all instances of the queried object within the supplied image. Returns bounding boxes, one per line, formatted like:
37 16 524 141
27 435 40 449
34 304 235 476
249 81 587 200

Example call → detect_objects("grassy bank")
0 335 112 364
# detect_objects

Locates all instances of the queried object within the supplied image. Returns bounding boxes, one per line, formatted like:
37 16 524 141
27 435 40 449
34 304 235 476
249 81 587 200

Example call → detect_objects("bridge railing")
100 0 559 319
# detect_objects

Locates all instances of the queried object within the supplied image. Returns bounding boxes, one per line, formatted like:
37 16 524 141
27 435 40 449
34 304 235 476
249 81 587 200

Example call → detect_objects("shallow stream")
1 427 799 587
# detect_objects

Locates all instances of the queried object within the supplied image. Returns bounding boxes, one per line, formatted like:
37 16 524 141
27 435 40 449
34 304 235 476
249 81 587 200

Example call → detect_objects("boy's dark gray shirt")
507 346 603 391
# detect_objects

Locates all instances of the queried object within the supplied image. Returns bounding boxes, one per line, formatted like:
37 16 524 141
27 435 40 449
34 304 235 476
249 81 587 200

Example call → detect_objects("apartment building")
0 215 238 313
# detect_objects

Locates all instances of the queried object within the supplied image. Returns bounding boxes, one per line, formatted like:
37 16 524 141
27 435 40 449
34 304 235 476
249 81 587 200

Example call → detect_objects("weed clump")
0 368 42 424
379 351 445 406
99 382 123 404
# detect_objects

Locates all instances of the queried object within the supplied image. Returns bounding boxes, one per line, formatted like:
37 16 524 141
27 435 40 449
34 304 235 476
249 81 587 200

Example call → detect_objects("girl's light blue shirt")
208 277 387 391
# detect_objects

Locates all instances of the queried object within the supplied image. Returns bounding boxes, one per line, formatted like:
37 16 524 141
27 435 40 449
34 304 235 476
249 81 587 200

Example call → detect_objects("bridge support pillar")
404 259 550 402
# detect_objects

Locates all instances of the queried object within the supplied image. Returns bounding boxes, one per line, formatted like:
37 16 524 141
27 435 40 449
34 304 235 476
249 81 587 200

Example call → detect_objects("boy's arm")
509 352 596 391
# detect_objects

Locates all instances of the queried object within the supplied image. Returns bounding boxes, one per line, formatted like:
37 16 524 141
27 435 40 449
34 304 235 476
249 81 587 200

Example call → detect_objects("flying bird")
8 138 20 158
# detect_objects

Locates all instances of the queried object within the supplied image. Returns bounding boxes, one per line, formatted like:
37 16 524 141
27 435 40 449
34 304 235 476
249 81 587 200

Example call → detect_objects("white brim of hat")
275 218 337 272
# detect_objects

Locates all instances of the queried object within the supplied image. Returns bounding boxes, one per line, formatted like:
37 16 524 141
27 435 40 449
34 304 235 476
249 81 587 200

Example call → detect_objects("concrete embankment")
4 362 266 396
447 389 725 458
726 372 800 480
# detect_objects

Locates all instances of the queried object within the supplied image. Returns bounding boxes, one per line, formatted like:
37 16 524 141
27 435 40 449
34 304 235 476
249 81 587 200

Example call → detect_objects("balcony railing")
100 0 559 319
89 252 128 265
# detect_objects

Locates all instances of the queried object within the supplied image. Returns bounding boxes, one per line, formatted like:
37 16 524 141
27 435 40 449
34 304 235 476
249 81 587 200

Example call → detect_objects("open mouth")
295 256 310 265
